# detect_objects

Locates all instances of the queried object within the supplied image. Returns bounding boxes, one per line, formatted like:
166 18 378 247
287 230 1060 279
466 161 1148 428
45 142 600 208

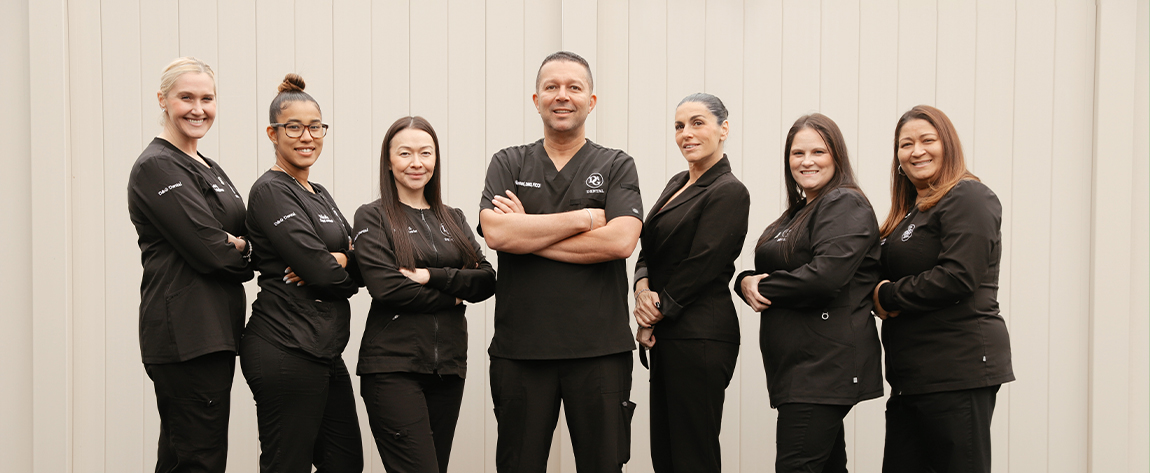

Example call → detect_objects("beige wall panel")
1046 2 1094 470
624 1 667 471
331 2 376 467
410 0 450 172
895 0 936 111
971 2 1017 469
178 0 220 160
255 0 295 171
1008 2 1056 471
854 1 899 471
101 1 149 472
934 0 976 142
1091 1 1138 470
0 0 33 471
371 0 411 196
562 0 597 140
781 0 821 121
445 1 491 470
68 0 108 469
1131 4 1150 473
594 0 629 152
294 0 336 191
522 0 562 145
29 0 73 471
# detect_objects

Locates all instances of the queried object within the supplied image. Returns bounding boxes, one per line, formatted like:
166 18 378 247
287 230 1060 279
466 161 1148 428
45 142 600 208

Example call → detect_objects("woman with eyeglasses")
352 116 496 473
128 56 253 473
241 73 364 472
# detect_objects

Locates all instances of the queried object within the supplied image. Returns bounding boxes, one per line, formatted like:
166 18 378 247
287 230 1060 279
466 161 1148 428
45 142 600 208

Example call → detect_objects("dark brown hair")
757 113 867 250
879 105 979 238
377 116 480 269
535 51 594 92
268 73 321 123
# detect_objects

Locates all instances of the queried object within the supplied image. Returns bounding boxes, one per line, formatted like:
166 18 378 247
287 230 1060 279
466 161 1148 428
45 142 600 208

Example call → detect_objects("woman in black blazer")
633 93 750 473
872 105 1013 473
734 113 883 473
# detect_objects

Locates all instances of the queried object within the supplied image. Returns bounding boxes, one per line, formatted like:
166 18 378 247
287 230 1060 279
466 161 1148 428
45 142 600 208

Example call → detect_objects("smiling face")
267 100 324 174
674 101 729 168
789 127 836 202
388 127 437 201
897 118 944 191
533 60 597 136
158 72 216 147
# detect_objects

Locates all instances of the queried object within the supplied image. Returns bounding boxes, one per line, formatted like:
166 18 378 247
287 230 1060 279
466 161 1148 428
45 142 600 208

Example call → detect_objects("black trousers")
775 403 853 473
648 339 739 473
360 372 465 473
883 385 1001 473
145 351 236 473
490 352 635 473
239 334 363 473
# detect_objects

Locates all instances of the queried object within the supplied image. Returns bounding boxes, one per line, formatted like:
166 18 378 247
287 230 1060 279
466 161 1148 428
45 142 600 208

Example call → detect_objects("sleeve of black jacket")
881 181 1001 313
129 156 252 283
248 181 358 298
425 208 497 303
636 180 749 321
353 203 459 312
756 189 878 308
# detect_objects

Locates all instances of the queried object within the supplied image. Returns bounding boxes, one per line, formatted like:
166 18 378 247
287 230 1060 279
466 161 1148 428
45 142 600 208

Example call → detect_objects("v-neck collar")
534 138 591 184
652 155 732 217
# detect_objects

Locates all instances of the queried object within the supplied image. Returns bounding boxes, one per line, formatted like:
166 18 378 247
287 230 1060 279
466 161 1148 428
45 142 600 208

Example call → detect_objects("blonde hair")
158 57 216 125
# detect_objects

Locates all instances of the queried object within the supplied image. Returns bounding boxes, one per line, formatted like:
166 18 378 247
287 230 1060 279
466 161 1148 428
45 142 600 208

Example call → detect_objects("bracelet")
635 288 652 299
585 208 594 231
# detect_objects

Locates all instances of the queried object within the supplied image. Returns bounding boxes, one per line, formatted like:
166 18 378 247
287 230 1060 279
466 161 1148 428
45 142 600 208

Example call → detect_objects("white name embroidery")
273 212 297 226
318 213 335 224
353 228 369 243
156 181 183 196
515 180 542 188
210 184 226 193
586 188 605 194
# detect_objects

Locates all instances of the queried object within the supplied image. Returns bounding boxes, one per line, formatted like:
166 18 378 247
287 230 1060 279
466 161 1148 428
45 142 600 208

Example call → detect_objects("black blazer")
634 156 749 343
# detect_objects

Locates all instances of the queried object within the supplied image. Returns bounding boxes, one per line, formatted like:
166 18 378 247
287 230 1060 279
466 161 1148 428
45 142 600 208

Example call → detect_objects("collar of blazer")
650 155 732 218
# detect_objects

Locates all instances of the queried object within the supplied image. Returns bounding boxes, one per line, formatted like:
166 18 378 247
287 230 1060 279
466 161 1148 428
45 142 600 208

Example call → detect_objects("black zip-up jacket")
877 179 1014 395
735 188 884 407
128 137 254 363
353 201 495 378
245 171 361 361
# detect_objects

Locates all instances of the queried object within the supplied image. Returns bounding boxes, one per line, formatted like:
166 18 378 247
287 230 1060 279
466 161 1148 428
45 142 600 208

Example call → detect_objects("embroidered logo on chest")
900 224 916 242
585 173 604 189
775 229 791 242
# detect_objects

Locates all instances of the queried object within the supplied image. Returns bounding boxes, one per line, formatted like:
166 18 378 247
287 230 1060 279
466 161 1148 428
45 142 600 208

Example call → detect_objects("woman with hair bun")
128 56 252 473
352 116 496 473
873 105 1013 473
633 93 749 472
734 113 883 473
241 73 364 472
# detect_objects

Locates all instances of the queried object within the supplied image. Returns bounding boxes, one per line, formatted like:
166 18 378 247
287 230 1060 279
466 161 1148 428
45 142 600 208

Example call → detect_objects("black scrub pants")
648 339 739 473
360 372 465 473
882 384 1000 473
774 403 853 473
145 350 235 473
240 334 363 473
490 352 635 473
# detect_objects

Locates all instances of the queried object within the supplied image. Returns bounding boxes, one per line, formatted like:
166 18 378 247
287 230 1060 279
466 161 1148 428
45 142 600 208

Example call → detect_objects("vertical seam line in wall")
1046 0 1060 459
933 0 939 107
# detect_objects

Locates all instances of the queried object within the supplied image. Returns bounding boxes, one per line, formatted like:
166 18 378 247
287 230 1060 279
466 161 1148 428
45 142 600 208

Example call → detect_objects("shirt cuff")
879 282 902 312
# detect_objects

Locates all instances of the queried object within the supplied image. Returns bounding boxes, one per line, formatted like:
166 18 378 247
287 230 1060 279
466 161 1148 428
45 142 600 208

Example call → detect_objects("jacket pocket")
284 297 351 359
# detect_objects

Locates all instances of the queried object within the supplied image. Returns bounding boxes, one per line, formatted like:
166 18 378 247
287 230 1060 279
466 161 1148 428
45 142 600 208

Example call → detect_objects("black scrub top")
877 179 1014 395
128 137 253 364
734 188 884 407
245 170 360 361
634 156 748 343
479 139 644 360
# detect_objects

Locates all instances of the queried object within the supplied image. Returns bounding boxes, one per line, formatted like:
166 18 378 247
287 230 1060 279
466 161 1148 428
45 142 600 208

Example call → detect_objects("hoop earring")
897 165 905 176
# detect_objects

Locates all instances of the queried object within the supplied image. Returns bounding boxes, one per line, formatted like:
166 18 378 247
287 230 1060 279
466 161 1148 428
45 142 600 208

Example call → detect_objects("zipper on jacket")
433 314 440 370
419 209 442 370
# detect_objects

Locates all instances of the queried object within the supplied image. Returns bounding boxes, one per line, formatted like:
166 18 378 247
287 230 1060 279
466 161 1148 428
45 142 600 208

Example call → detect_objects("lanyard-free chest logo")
586 173 604 189
901 223 916 242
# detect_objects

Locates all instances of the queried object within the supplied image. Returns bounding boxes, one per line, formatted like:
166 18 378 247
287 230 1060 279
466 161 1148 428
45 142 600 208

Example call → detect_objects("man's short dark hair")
535 51 594 92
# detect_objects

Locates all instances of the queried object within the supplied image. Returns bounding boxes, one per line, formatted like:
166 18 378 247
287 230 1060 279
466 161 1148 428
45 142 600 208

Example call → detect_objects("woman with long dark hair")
632 93 749 472
128 56 252 473
241 73 363 472
352 116 495 473
734 113 883 472
872 105 1013 473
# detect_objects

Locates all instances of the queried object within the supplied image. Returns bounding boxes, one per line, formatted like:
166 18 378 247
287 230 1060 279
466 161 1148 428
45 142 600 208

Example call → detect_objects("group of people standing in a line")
127 51 1013 473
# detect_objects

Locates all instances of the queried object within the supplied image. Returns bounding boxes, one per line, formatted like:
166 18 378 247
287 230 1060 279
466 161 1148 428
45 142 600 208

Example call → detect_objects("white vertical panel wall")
10 1 1148 472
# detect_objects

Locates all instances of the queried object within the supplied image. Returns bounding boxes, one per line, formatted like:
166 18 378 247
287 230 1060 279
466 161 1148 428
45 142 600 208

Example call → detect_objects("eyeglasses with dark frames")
271 122 329 138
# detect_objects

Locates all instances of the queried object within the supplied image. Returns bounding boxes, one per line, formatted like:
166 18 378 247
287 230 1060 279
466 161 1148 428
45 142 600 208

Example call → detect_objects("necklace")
273 163 311 193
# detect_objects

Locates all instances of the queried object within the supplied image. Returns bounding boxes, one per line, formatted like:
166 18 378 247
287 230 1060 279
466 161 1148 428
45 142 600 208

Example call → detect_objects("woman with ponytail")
351 116 495 473
734 113 883 472
241 73 364 472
